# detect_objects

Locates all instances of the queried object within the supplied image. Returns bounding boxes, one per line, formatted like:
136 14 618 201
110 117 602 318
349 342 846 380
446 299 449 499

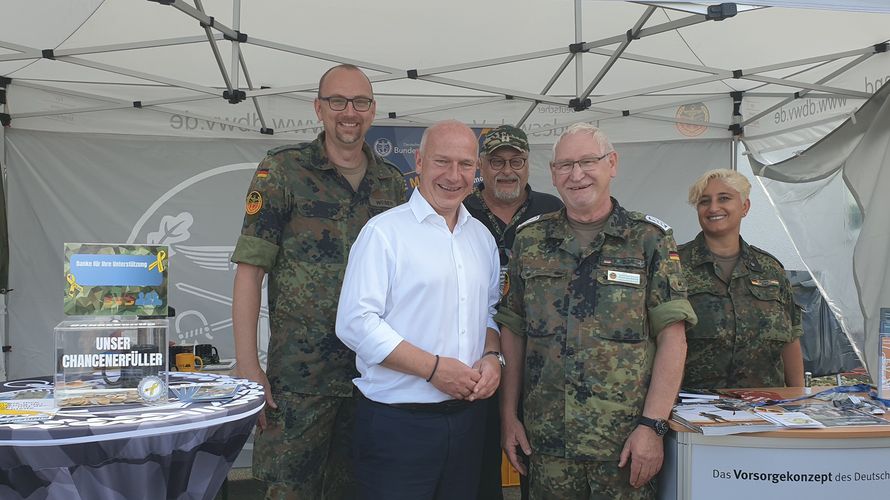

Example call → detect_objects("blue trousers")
353 395 486 500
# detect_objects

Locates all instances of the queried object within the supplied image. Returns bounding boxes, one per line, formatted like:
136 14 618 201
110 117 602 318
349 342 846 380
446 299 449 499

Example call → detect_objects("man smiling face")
314 66 375 149
415 121 479 225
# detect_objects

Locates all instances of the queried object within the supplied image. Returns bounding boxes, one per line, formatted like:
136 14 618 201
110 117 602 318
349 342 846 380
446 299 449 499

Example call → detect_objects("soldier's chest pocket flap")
297 200 347 220
520 267 566 281
748 279 785 303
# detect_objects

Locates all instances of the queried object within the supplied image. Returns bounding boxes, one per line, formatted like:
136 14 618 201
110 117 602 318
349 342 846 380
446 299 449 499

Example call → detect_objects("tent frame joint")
222 89 246 104
42 49 55 60
223 31 247 43
260 128 274 135
0 113 9 127
705 3 738 21
199 16 215 29
569 97 591 111
875 43 888 53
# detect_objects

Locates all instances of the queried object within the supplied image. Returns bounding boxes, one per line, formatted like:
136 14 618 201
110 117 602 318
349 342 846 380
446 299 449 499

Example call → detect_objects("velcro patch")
644 214 671 232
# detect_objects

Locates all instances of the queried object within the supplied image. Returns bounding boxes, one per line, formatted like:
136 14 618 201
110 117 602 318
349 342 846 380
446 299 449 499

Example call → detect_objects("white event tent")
1 0 889 382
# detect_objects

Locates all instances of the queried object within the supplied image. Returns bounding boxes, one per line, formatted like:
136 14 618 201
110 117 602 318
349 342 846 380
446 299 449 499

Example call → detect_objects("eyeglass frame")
318 95 374 112
484 155 528 171
550 151 613 174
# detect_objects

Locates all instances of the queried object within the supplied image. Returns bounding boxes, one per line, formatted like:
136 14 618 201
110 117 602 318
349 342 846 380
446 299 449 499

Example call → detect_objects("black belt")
358 391 473 414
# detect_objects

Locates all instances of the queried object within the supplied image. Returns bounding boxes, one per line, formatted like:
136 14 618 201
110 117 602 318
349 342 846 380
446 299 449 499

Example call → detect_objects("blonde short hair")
688 169 751 205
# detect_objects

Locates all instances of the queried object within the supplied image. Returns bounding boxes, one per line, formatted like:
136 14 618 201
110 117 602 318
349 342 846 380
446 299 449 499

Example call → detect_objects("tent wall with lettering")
2 0 890 380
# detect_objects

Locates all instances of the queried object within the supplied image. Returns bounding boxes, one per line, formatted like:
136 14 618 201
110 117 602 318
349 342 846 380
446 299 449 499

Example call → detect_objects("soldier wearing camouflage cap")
496 122 696 499
679 169 804 390
231 64 406 499
464 124 562 500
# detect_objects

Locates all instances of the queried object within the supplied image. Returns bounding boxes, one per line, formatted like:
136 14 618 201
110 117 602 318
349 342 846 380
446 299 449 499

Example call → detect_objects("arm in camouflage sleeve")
782 273 805 386
232 262 277 429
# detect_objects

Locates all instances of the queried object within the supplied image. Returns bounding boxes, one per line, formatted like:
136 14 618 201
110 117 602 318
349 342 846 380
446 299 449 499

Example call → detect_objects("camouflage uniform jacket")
495 199 696 461
679 232 803 389
231 132 406 397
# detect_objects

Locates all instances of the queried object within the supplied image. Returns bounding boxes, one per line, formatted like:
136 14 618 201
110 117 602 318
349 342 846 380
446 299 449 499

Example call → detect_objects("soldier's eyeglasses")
487 157 528 171
550 152 612 174
319 96 374 112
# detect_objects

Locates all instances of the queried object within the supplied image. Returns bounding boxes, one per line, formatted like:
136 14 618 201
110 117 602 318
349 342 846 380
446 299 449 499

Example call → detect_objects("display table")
658 387 890 500
0 372 264 500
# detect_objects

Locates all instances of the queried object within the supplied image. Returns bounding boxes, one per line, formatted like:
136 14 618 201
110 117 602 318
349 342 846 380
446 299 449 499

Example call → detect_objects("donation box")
54 319 169 407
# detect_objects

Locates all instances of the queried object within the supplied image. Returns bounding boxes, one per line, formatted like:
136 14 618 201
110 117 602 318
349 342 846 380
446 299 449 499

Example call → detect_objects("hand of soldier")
618 426 664 488
429 356 481 400
468 355 500 401
501 415 532 475
237 364 277 431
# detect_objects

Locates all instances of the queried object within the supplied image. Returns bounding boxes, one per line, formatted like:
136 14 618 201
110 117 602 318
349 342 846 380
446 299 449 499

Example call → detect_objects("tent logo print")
675 103 709 137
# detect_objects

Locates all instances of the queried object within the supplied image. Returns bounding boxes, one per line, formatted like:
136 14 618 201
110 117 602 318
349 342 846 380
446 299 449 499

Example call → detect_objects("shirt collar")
409 189 471 228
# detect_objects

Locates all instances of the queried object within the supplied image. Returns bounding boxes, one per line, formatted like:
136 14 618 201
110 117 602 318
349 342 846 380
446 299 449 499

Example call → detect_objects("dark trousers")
354 394 486 500
477 393 504 500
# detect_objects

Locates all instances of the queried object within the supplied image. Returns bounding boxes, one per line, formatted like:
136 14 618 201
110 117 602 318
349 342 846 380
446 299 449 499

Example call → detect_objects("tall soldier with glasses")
496 123 695 499
464 125 561 500
231 64 405 499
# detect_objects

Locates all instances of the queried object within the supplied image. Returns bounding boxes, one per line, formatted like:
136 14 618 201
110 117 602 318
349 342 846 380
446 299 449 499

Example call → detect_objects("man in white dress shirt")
337 120 503 499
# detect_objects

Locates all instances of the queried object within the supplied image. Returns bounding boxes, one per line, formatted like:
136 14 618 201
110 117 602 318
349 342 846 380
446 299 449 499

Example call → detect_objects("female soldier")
679 169 804 389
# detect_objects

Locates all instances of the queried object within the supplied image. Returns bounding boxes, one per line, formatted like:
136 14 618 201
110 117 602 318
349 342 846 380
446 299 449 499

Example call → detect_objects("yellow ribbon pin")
148 250 167 273
66 273 84 297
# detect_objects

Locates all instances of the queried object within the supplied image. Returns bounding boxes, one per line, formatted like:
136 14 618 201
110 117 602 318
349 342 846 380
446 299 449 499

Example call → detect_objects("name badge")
369 198 396 208
607 270 641 285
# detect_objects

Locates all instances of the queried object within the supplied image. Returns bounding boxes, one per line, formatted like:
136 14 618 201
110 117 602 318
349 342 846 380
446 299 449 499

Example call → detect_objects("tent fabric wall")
748 81 890 382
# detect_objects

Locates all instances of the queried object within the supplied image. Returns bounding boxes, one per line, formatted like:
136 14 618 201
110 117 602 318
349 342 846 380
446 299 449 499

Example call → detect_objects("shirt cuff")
355 322 405 366
231 235 279 272
649 299 697 335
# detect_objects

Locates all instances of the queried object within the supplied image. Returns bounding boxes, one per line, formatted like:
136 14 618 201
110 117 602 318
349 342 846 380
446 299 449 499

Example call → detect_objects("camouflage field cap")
481 125 529 155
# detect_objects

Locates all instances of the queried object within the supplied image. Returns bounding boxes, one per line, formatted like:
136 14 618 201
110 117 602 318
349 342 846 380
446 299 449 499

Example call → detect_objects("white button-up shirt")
336 189 500 403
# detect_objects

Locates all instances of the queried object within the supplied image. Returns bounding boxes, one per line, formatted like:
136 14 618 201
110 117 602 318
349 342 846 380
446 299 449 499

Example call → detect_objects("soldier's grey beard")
493 183 522 201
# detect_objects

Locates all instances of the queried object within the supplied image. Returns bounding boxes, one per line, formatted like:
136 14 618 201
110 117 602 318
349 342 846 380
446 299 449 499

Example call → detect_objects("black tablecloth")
0 372 264 500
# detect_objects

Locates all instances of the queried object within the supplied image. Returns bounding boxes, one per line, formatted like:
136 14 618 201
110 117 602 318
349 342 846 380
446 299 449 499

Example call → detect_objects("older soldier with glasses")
231 63 406 499
497 122 696 500
464 125 562 500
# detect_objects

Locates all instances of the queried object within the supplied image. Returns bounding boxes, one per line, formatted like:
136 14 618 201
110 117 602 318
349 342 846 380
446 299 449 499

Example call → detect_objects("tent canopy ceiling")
2 1 889 142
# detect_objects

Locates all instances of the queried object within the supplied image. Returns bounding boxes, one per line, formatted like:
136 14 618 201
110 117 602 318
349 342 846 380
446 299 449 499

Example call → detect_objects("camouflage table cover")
0 372 264 500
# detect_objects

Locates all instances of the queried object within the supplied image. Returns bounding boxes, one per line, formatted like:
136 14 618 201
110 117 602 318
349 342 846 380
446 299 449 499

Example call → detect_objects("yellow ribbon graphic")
148 250 167 273
66 273 83 297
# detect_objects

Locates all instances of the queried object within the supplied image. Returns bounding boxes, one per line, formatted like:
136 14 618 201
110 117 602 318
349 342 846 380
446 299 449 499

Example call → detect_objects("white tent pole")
516 53 575 127
741 52 873 126
574 0 583 97
193 0 233 92
229 0 241 92
744 75 871 98
58 56 221 96
579 6 656 102
238 53 270 132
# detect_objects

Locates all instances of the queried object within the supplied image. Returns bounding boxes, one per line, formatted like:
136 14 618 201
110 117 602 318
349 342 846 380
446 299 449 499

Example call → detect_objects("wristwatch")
482 351 506 368
637 416 669 437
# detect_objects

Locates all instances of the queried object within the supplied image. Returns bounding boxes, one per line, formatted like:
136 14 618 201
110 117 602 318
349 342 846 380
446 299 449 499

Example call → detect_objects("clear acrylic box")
54 318 169 407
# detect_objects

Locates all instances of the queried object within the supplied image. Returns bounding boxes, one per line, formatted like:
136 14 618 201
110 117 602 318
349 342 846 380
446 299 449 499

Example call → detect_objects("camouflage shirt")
231 133 406 397
495 199 696 461
679 232 803 389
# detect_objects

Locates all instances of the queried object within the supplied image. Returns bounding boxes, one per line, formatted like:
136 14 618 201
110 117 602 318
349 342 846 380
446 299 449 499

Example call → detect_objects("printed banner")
64 243 169 317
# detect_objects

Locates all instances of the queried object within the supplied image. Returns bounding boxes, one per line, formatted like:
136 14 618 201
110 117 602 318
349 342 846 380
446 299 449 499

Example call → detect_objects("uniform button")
566 347 575 356
574 270 581 276
460 296 466 302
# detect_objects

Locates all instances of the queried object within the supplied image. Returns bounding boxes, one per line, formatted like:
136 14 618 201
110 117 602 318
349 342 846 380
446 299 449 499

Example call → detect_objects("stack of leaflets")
678 390 722 404
0 397 58 424
169 383 240 403
672 403 780 435
754 409 825 429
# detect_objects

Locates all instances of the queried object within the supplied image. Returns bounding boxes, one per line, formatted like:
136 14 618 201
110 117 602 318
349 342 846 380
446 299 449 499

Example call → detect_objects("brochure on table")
55 243 170 408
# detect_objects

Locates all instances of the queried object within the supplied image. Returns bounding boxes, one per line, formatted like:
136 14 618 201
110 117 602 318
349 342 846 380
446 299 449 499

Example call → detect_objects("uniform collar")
312 132 396 180
686 232 762 273
549 197 628 241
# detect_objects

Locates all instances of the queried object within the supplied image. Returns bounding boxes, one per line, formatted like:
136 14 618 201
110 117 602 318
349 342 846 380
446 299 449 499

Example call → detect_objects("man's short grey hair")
552 122 614 158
